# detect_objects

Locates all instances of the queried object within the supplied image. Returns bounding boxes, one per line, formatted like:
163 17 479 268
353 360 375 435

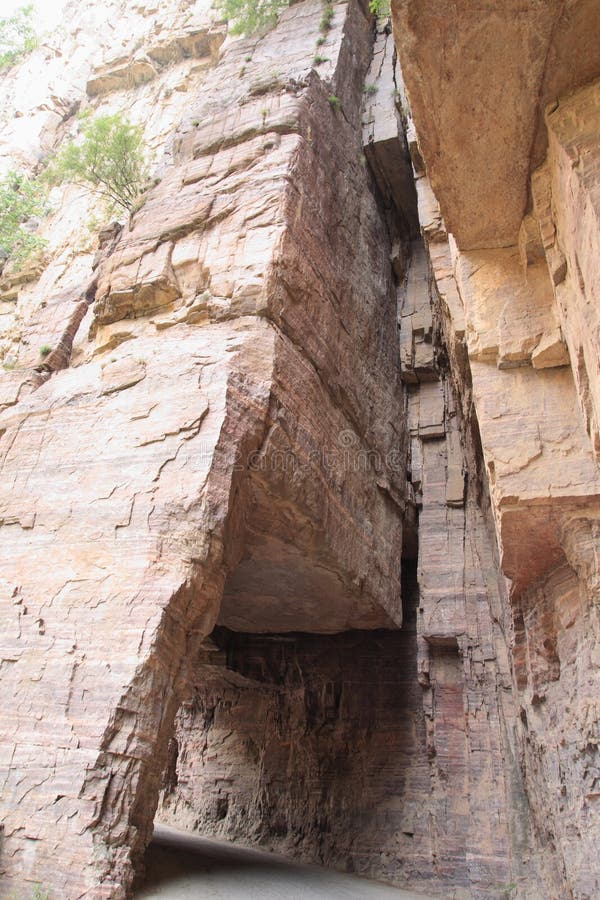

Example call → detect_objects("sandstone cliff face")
392 2 600 897
0 1 598 899
155 17 541 900
0 1 406 896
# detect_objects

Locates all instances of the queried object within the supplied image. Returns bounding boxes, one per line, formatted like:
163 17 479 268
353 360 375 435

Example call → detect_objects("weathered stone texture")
158 235 540 898
390 0 600 250
542 79 600 458
0 0 228 376
154 28 546 897
2 1 600 898
514 548 600 899
401 252 539 898
0 2 407 895
157 624 439 891
362 27 419 239
0 320 274 896
393 2 600 896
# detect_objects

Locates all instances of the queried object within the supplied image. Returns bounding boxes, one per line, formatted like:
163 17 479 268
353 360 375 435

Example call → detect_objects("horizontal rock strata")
0 1 406 895
1 1 599 898
392 2 600 895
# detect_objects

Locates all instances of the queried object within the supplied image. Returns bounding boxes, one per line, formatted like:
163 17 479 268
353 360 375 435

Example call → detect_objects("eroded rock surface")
1 0 600 898
0 1 405 896
152 17 547 900
391 0 600 250
393 3 600 896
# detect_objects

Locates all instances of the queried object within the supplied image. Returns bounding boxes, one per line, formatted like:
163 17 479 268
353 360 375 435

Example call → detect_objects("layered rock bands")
1 2 404 896
0 1 599 899
392 2 600 897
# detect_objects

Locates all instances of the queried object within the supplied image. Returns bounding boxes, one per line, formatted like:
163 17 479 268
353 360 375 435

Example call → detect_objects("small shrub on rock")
0 4 38 72
46 113 148 216
213 0 289 35
0 170 46 271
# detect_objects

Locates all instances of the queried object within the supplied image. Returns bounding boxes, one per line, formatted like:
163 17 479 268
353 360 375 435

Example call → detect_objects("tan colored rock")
456 247 559 368
2 2 599 899
0 0 230 375
362 27 418 237
94 239 181 328
417 381 444 440
414 173 446 242
0 3 406 895
391 0 600 249
518 213 545 270
446 242 600 593
146 28 224 69
86 56 158 98
543 78 600 457
531 328 570 369
398 241 436 382
393 5 600 895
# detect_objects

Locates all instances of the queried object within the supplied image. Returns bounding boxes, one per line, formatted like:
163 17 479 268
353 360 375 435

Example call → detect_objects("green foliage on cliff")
213 0 289 35
0 170 46 268
47 114 148 215
30 885 51 900
369 0 390 15
0 4 38 71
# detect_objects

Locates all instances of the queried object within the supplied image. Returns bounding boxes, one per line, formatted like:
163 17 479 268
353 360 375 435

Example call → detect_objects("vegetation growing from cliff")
0 171 46 269
214 0 289 35
0 5 37 71
369 0 390 14
47 114 148 216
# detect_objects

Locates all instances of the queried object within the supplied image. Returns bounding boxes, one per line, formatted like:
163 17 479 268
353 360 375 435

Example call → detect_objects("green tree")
0 4 38 71
0 170 46 269
213 0 289 35
47 114 148 215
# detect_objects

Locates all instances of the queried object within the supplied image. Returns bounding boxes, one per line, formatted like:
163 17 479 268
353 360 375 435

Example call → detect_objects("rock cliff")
392 2 600 896
0 1 598 898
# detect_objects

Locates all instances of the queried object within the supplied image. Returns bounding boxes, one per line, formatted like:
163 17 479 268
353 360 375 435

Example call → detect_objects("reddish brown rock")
391 0 600 250
393 2 600 896
0 2 406 896
1 1 600 898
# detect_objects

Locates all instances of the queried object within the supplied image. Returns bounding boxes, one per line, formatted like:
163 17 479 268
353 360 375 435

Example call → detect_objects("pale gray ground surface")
136 824 436 900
